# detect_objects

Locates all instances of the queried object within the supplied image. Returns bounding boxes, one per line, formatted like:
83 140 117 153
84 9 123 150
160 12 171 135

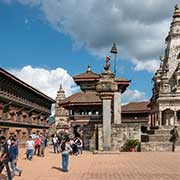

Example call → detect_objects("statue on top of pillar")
104 56 111 72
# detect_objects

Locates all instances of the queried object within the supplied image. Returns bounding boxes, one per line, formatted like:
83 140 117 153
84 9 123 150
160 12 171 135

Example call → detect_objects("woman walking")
61 139 72 172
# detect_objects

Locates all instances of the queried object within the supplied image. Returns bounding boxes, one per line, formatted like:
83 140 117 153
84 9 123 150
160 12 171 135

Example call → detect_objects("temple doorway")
162 109 174 126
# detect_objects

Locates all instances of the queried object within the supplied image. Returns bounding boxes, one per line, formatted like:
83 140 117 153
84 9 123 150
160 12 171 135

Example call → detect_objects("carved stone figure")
104 56 111 71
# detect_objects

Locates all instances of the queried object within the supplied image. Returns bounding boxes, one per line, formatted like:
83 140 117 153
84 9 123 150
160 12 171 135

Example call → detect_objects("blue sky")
0 0 179 102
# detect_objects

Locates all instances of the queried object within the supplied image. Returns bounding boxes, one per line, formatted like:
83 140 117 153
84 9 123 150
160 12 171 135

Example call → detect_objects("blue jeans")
10 160 21 176
62 152 69 172
53 143 58 153
26 149 33 160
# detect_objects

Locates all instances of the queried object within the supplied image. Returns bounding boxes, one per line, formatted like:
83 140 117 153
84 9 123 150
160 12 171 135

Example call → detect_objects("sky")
0 0 180 104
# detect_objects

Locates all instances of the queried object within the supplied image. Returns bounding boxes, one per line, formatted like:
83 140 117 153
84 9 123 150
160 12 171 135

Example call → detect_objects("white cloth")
26 140 34 150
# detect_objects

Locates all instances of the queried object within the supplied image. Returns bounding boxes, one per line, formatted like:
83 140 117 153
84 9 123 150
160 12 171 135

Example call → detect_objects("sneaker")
19 170 22 176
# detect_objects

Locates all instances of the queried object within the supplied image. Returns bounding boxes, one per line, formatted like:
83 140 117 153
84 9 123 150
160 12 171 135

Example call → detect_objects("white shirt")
7 139 11 149
52 137 58 144
26 140 34 150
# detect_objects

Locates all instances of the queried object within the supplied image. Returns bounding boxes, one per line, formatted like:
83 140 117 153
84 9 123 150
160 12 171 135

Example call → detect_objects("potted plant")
122 139 139 152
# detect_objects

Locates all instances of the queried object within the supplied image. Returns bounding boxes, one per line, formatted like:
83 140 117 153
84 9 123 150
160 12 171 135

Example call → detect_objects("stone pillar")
159 111 162 126
152 114 154 126
113 92 121 124
174 111 177 125
155 113 159 126
102 96 112 151
165 116 169 126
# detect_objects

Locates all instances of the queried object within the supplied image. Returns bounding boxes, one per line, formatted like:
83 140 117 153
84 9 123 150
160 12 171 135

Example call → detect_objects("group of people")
26 134 48 161
52 135 83 155
0 135 22 180
52 134 83 172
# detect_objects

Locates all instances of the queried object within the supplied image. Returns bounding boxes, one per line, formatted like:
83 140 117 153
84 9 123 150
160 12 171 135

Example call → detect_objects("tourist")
44 135 49 147
61 139 72 172
40 134 45 157
52 135 58 153
77 137 83 154
26 136 34 160
34 136 41 156
170 126 179 152
7 136 13 149
0 136 13 180
9 138 22 177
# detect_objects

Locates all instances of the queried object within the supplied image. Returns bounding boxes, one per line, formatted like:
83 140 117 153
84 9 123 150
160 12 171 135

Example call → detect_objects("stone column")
174 111 177 125
159 111 162 126
155 113 159 126
102 96 112 151
113 92 121 124
166 117 169 126
151 114 154 126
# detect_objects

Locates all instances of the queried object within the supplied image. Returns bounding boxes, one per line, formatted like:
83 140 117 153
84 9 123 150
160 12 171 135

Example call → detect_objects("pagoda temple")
55 55 146 151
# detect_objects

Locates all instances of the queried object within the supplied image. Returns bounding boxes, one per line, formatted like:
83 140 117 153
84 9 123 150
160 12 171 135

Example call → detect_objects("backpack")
61 142 66 151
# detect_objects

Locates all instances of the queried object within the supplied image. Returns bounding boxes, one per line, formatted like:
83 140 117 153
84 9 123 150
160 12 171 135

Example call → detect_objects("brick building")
0 67 55 142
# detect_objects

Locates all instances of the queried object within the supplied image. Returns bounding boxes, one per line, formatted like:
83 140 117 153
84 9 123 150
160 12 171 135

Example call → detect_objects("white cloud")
9 65 77 99
121 89 147 104
132 59 160 73
14 0 180 72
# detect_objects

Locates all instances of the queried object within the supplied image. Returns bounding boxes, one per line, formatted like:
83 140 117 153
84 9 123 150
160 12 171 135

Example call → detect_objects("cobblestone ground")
1 147 180 180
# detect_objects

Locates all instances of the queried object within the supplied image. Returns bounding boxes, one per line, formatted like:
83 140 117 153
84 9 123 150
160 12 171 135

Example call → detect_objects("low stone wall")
98 123 141 151
111 123 141 151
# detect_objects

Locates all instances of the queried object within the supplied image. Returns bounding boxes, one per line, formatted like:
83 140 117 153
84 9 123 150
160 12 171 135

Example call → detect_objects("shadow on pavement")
51 166 64 172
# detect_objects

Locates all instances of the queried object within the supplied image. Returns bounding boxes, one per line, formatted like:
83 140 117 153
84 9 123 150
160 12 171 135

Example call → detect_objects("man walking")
170 126 179 152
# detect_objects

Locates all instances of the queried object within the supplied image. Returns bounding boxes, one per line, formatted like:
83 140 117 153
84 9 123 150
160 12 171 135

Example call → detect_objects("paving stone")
1 147 179 180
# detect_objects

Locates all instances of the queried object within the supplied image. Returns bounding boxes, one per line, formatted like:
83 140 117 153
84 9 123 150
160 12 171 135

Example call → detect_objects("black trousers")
0 160 12 180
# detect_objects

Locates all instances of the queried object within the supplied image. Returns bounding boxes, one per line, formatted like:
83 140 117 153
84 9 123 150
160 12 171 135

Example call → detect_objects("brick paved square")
1 148 177 180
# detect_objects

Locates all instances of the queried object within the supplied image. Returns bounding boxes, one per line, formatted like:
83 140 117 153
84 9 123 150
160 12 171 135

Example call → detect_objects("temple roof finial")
87 65 91 72
173 4 180 18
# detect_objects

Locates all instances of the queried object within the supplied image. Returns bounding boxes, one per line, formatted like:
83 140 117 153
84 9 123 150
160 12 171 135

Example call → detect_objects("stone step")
141 134 172 142
141 142 180 152
158 126 176 130
154 129 171 135
148 135 171 142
